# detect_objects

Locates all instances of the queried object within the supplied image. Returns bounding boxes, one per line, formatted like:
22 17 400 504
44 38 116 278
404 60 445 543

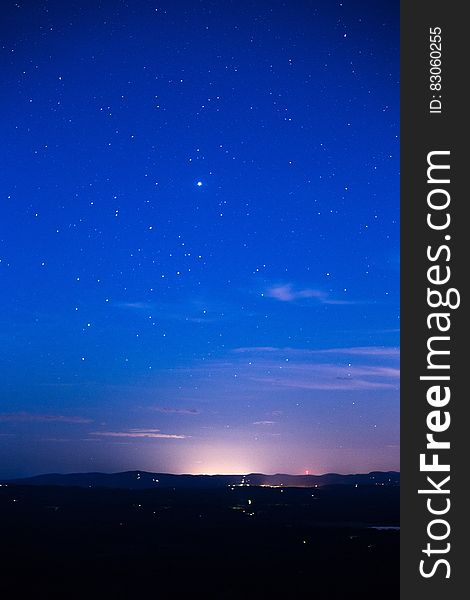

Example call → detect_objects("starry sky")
0 0 399 478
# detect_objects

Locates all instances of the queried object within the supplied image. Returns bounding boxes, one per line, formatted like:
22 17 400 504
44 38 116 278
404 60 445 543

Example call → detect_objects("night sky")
0 0 399 477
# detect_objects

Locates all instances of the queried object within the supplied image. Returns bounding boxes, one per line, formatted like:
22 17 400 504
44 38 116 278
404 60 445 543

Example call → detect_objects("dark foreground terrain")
0 482 399 599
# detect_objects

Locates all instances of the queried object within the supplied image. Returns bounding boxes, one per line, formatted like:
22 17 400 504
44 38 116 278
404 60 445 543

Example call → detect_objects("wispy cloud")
150 407 200 415
251 375 397 391
264 284 325 302
233 346 399 358
0 412 93 424
112 299 226 323
112 301 153 310
319 346 400 357
248 361 399 391
263 283 368 306
178 345 399 393
233 346 280 353
253 421 276 426
90 428 188 439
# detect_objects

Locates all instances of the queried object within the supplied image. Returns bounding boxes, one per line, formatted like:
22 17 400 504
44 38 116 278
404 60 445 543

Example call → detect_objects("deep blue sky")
0 0 399 477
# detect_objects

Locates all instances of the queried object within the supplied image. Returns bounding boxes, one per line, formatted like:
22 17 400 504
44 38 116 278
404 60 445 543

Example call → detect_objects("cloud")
234 346 282 354
253 421 276 426
233 345 400 359
113 301 152 310
181 345 399 392
112 299 225 323
0 412 93 424
251 376 396 391
90 428 188 439
264 284 326 302
249 362 399 391
150 407 200 415
127 428 164 433
320 346 400 358
263 283 371 306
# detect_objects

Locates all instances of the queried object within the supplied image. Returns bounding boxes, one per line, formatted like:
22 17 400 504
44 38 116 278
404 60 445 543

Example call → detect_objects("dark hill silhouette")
0 470 399 598
4 470 399 489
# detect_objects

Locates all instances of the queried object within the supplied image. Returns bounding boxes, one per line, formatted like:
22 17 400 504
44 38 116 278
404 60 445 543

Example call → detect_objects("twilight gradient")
0 0 399 477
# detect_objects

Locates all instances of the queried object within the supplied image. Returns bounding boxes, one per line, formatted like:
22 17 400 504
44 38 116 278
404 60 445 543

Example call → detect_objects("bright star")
196 181 203 187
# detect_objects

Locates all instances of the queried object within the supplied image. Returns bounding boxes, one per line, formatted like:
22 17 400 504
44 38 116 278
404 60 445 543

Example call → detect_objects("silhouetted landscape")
0 471 399 599
8 469 400 489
